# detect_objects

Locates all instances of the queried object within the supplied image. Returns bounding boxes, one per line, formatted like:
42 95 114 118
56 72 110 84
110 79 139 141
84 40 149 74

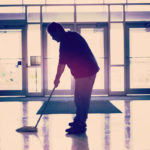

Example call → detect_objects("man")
47 22 100 134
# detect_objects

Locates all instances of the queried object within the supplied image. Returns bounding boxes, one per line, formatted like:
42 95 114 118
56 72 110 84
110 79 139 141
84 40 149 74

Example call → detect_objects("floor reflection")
42 116 50 150
104 114 110 150
22 102 28 126
1 99 150 150
66 133 89 150
125 101 131 150
22 102 29 150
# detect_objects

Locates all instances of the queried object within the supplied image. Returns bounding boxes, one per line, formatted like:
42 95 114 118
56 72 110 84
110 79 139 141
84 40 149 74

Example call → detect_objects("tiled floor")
0 99 150 150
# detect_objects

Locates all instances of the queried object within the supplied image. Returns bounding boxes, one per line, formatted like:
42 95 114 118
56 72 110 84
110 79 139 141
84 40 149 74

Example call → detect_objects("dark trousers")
74 74 96 123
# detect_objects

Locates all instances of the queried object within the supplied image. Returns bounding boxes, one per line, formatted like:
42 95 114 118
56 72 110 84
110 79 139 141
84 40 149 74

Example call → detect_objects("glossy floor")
0 100 150 150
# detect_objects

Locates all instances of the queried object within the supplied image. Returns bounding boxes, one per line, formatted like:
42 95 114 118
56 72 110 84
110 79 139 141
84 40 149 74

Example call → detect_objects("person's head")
47 22 65 42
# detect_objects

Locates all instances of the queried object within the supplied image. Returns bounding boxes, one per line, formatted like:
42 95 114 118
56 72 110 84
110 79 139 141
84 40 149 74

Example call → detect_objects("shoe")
68 120 87 128
66 126 87 134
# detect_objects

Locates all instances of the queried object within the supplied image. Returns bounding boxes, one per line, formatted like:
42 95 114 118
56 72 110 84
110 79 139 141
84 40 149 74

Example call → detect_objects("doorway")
43 23 109 95
0 22 27 96
125 22 150 94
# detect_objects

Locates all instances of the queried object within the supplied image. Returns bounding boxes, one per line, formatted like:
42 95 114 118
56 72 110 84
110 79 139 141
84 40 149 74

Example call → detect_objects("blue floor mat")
37 100 122 114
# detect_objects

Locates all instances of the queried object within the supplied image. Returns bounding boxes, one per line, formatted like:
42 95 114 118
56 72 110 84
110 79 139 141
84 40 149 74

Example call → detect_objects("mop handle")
35 86 56 128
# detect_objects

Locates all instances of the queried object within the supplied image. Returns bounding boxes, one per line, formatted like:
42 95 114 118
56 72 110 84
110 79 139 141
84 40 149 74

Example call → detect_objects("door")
43 24 74 95
125 22 150 94
77 23 109 94
0 23 27 95
43 23 108 95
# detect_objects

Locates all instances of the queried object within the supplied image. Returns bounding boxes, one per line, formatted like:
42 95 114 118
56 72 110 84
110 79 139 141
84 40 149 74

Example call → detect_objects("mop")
16 87 56 133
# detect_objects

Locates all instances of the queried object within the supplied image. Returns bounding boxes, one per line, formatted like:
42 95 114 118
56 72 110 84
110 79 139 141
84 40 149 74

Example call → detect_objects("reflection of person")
66 133 89 150
47 22 100 134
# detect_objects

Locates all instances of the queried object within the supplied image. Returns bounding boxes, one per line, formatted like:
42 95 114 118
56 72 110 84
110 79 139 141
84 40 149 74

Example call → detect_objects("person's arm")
54 63 65 88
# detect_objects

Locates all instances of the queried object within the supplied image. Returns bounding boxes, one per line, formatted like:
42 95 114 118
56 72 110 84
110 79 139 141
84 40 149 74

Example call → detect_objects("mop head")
16 126 37 133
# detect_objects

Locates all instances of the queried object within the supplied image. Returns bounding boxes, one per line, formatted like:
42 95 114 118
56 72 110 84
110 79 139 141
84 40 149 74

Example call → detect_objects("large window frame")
42 23 74 95
125 21 150 94
77 23 109 95
42 23 109 95
0 20 27 96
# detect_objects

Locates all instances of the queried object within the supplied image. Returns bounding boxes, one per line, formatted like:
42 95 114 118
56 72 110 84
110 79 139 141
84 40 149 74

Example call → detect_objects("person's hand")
54 78 60 88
